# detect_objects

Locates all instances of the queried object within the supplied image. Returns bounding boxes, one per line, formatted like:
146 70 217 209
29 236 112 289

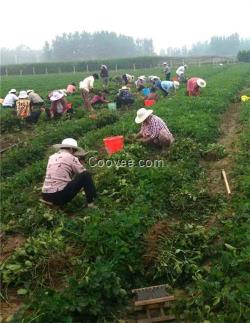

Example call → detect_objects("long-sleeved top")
2 93 18 107
176 66 185 76
28 92 44 104
160 81 175 92
91 95 107 104
187 77 200 96
79 76 94 92
140 115 173 139
50 98 68 115
163 65 171 74
42 150 85 193
100 66 109 77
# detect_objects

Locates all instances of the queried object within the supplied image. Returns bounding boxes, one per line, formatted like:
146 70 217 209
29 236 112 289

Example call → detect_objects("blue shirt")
160 81 174 92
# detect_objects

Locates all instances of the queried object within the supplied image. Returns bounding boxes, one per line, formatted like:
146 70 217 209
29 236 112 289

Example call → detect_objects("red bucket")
144 99 155 107
103 136 124 155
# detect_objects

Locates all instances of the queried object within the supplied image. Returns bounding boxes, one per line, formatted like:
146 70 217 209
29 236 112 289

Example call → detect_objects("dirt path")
201 102 242 195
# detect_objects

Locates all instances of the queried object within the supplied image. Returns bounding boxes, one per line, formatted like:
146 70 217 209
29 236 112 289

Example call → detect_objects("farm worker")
100 65 109 89
176 64 187 83
116 86 135 108
155 80 180 96
163 62 171 81
27 90 44 108
2 89 18 108
135 108 174 149
122 74 134 85
135 76 147 91
186 78 206 96
79 73 99 112
49 91 71 118
145 87 159 101
42 138 97 208
90 91 110 107
16 91 41 124
66 83 77 95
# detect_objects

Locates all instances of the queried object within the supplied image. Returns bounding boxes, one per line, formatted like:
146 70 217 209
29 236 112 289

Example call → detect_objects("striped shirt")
140 115 173 139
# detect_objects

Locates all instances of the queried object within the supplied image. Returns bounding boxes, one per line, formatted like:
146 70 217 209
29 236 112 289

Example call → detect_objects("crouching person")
16 91 41 124
42 138 97 208
135 108 174 151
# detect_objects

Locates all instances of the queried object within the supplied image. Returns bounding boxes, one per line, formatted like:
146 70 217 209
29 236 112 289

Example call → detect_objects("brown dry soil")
0 129 35 155
200 102 242 195
0 235 26 322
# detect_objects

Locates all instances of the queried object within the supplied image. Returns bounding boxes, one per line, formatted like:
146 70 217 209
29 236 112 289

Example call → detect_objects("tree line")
1 31 154 65
1 32 250 65
161 33 250 57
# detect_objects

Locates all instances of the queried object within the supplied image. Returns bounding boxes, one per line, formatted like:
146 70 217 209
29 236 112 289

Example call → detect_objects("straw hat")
197 78 206 88
121 86 129 90
135 108 153 124
10 89 17 93
27 89 34 94
18 91 28 99
53 138 87 155
162 62 167 65
173 81 180 89
50 91 64 101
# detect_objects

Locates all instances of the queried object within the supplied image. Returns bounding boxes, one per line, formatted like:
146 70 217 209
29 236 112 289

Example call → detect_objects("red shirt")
187 77 200 96
66 84 76 94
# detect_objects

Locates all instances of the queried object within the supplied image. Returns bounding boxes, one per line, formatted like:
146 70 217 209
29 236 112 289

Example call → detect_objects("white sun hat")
18 91 28 99
173 81 180 89
27 89 34 94
135 108 153 124
162 62 167 65
138 75 146 80
10 89 17 93
53 138 87 155
50 91 64 101
121 86 129 90
197 78 206 88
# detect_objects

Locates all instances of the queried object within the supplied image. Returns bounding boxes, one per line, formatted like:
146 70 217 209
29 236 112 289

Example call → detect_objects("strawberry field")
1 64 250 322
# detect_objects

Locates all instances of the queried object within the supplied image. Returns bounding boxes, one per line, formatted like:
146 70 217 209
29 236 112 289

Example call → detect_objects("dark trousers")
26 111 41 124
42 171 96 205
115 97 134 108
165 72 171 81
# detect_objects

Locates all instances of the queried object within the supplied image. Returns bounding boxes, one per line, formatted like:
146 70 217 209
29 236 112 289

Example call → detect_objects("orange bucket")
103 136 124 155
144 99 155 107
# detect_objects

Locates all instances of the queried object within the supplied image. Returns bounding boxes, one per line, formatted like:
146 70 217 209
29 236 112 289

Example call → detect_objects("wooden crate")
132 284 175 323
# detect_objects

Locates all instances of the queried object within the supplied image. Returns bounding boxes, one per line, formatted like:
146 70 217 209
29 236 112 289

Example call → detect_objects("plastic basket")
142 88 150 96
144 99 156 107
103 136 124 155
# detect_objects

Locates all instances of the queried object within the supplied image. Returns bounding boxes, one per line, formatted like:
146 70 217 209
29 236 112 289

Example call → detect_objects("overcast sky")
0 0 249 53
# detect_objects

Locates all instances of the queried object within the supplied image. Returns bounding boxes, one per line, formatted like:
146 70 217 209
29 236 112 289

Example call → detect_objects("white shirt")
3 93 18 107
176 66 185 76
79 76 94 92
